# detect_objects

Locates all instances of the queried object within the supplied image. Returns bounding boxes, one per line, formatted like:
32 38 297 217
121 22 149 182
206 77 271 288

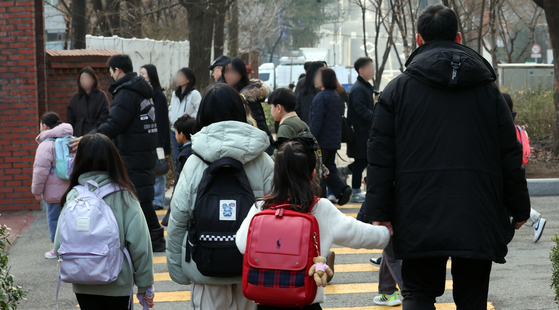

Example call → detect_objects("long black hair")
176 67 196 101
141 64 163 91
259 140 321 213
77 67 99 96
60 133 137 206
223 57 250 91
301 61 326 95
41 112 62 129
195 83 247 132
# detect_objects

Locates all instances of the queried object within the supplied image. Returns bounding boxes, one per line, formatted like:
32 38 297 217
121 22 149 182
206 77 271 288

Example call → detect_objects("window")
46 31 64 42
260 73 270 81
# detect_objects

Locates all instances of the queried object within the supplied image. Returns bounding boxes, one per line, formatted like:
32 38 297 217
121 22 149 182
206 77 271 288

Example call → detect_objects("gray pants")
378 242 404 294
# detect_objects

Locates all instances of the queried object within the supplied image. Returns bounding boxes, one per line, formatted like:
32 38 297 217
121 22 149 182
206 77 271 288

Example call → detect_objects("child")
236 137 390 310
161 114 196 227
53 133 155 309
31 112 73 259
268 88 310 140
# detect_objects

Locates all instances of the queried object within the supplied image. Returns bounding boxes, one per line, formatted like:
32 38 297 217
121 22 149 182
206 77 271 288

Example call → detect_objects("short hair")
354 57 373 73
304 61 312 71
268 88 297 112
502 93 513 112
320 68 338 91
107 54 133 74
417 4 458 42
174 114 196 138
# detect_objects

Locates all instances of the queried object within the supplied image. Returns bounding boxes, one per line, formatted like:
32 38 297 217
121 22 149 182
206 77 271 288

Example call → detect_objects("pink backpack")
515 125 530 166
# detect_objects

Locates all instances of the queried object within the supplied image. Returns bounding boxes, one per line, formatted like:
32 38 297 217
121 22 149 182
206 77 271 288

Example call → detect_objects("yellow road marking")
156 210 167 216
337 204 361 209
325 280 453 295
133 290 191 303
154 272 172 281
324 303 494 310
153 256 166 264
335 261 451 273
345 213 357 218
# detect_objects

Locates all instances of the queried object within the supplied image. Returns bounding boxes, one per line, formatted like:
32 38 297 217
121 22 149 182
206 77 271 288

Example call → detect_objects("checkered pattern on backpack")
247 267 306 288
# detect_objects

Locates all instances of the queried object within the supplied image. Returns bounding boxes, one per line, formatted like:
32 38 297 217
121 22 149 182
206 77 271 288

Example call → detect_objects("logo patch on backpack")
76 217 90 232
219 200 236 221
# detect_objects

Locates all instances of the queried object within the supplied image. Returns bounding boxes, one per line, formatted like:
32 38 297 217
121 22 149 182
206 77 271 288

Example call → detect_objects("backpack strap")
193 152 211 166
307 197 321 213
123 247 134 310
95 183 125 199
208 157 244 174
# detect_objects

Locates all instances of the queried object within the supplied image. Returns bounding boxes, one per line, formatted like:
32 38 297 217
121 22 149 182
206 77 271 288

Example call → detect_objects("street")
7 195 557 310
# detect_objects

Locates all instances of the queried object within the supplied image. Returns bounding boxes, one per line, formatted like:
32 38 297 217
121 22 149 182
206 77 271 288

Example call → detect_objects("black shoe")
154 205 164 211
150 227 166 252
370 257 382 267
337 186 352 206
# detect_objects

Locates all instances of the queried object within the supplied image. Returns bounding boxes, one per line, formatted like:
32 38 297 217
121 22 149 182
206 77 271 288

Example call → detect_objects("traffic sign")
532 44 541 55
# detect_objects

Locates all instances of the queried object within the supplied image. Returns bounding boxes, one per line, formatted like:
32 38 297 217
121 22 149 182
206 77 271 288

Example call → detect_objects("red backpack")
515 125 531 166
242 198 321 308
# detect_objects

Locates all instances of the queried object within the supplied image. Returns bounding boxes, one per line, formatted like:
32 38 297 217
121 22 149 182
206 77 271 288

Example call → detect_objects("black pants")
401 257 492 310
348 158 367 189
76 293 129 310
140 200 162 232
321 149 348 197
258 304 322 310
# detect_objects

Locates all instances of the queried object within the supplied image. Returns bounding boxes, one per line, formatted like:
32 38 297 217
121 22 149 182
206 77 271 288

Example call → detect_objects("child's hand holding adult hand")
139 292 155 308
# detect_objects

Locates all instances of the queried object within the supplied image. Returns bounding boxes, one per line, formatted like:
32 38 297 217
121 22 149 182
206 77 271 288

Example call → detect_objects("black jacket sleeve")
154 92 170 150
495 88 531 222
349 87 374 122
363 89 396 223
94 92 136 138
66 96 77 130
96 92 110 127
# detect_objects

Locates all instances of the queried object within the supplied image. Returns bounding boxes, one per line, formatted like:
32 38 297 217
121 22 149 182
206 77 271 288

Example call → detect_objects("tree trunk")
227 0 239 57
186 0 215 91
477 0 486 53
361 6 368 58
71 0 87 49
488 0 499 86
533 0 559 153
106 0 121 36
214 0 226 57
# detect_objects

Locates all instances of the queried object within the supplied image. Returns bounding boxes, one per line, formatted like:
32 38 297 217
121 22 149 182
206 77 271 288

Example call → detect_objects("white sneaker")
533 218 547 243
45 249 56 259
374 291 402 306
350 192 366 203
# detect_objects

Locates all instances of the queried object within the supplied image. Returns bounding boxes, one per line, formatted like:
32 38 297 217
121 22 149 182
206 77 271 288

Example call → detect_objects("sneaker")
45 249 56 259
350 192 366 203
337 186 352 206
327 251 335 283
533 218 547 243
374 291 402 306
369 257 382 267
327 194 337 204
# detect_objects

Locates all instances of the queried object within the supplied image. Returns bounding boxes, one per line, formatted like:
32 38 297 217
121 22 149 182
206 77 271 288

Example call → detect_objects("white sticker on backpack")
219 200 236 221
76 217 90 232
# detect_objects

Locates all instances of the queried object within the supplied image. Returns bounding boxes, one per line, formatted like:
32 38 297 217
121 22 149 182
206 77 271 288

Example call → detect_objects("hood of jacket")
109 73 154 99
36 123 73 143
77 171 112 188
241 79 270 104
192 121 270 164
404 40 495 89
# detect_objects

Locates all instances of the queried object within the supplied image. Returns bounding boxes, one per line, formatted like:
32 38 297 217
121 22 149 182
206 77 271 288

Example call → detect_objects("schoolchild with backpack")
31 112 73 259
166 83 274 310
54 133 155 309
236 138 390 310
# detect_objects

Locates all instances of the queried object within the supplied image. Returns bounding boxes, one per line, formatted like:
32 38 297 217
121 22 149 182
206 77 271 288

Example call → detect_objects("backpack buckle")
275 208 284 217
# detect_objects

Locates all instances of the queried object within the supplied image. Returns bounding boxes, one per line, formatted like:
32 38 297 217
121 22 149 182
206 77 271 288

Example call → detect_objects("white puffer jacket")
168 89 202 130
166 120 274 285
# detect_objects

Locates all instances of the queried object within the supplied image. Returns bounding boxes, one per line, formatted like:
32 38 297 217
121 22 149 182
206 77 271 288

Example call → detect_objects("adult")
141 64 171 211
168 68 201 163
66 67 110 136
309 67 352 206
239 79 275 156
294 61 312 94
167 83 274 310
207 55 231 90
223 57 250 92
346 57 375 203
296 61 326 125
71 54 166 252
364 5 530 309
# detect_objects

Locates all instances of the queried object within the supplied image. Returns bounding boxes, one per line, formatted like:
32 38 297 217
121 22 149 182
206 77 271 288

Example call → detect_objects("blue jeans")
171 130 180 164
153 173 166 208
46 203 61 243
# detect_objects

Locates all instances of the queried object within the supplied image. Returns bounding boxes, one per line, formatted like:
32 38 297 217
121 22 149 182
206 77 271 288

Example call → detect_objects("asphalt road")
6 193 558 310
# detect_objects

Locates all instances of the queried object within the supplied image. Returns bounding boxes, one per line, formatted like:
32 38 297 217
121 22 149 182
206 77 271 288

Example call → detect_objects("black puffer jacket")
96 73 158 203
296 88 320 125
363 40 530 263
153 88 171 155
309 89 343 151
347 76 375 159
241 79 274 155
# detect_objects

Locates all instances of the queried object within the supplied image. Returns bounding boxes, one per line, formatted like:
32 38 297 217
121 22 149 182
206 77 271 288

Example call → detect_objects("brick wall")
44 49 118 118
0 0 46 211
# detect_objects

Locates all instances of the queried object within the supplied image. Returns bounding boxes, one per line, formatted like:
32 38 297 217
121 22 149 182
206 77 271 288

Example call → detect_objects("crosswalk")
149 205 495 310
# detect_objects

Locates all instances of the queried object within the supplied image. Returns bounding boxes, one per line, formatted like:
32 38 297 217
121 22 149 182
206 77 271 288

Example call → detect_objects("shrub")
504 86 555 141
262 102 276 134
0 225 27 309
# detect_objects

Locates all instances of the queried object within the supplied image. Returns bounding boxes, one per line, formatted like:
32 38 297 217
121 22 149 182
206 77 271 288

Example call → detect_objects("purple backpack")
56 180 134 309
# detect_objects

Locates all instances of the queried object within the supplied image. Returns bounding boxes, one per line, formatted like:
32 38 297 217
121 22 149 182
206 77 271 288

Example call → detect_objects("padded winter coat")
309 89 344 151
166 120 274 285
31 123 73 204
347 76 375 159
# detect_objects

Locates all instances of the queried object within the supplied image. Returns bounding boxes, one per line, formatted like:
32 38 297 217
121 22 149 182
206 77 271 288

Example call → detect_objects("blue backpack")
47 135 75 180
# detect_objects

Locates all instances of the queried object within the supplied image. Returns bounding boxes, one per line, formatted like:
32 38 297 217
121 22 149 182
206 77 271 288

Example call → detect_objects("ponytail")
41 112 62 129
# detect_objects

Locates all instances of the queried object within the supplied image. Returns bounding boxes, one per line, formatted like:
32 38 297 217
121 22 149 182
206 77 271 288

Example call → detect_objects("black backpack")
186 154 255 277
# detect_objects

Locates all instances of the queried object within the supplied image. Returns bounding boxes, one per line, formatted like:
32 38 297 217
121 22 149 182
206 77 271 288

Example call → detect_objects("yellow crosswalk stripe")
337 204 362 209
156 210 167 216
324 303 495 310
325 280 453 295
153 256 166 264
133 290 191 303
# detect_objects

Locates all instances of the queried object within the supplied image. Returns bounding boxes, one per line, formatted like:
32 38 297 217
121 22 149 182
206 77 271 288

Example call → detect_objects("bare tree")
497 1 543 63
227 0 239 57
349 0 369 57
368 0 396 90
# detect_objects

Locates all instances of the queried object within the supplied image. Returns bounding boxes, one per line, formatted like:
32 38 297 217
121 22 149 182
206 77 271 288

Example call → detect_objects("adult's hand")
515 220 527 230
139 292 155 308
373 221 393 236
69 137 82 150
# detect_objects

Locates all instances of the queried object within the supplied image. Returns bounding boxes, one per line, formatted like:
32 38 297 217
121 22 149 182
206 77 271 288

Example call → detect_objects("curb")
528 178 559 196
